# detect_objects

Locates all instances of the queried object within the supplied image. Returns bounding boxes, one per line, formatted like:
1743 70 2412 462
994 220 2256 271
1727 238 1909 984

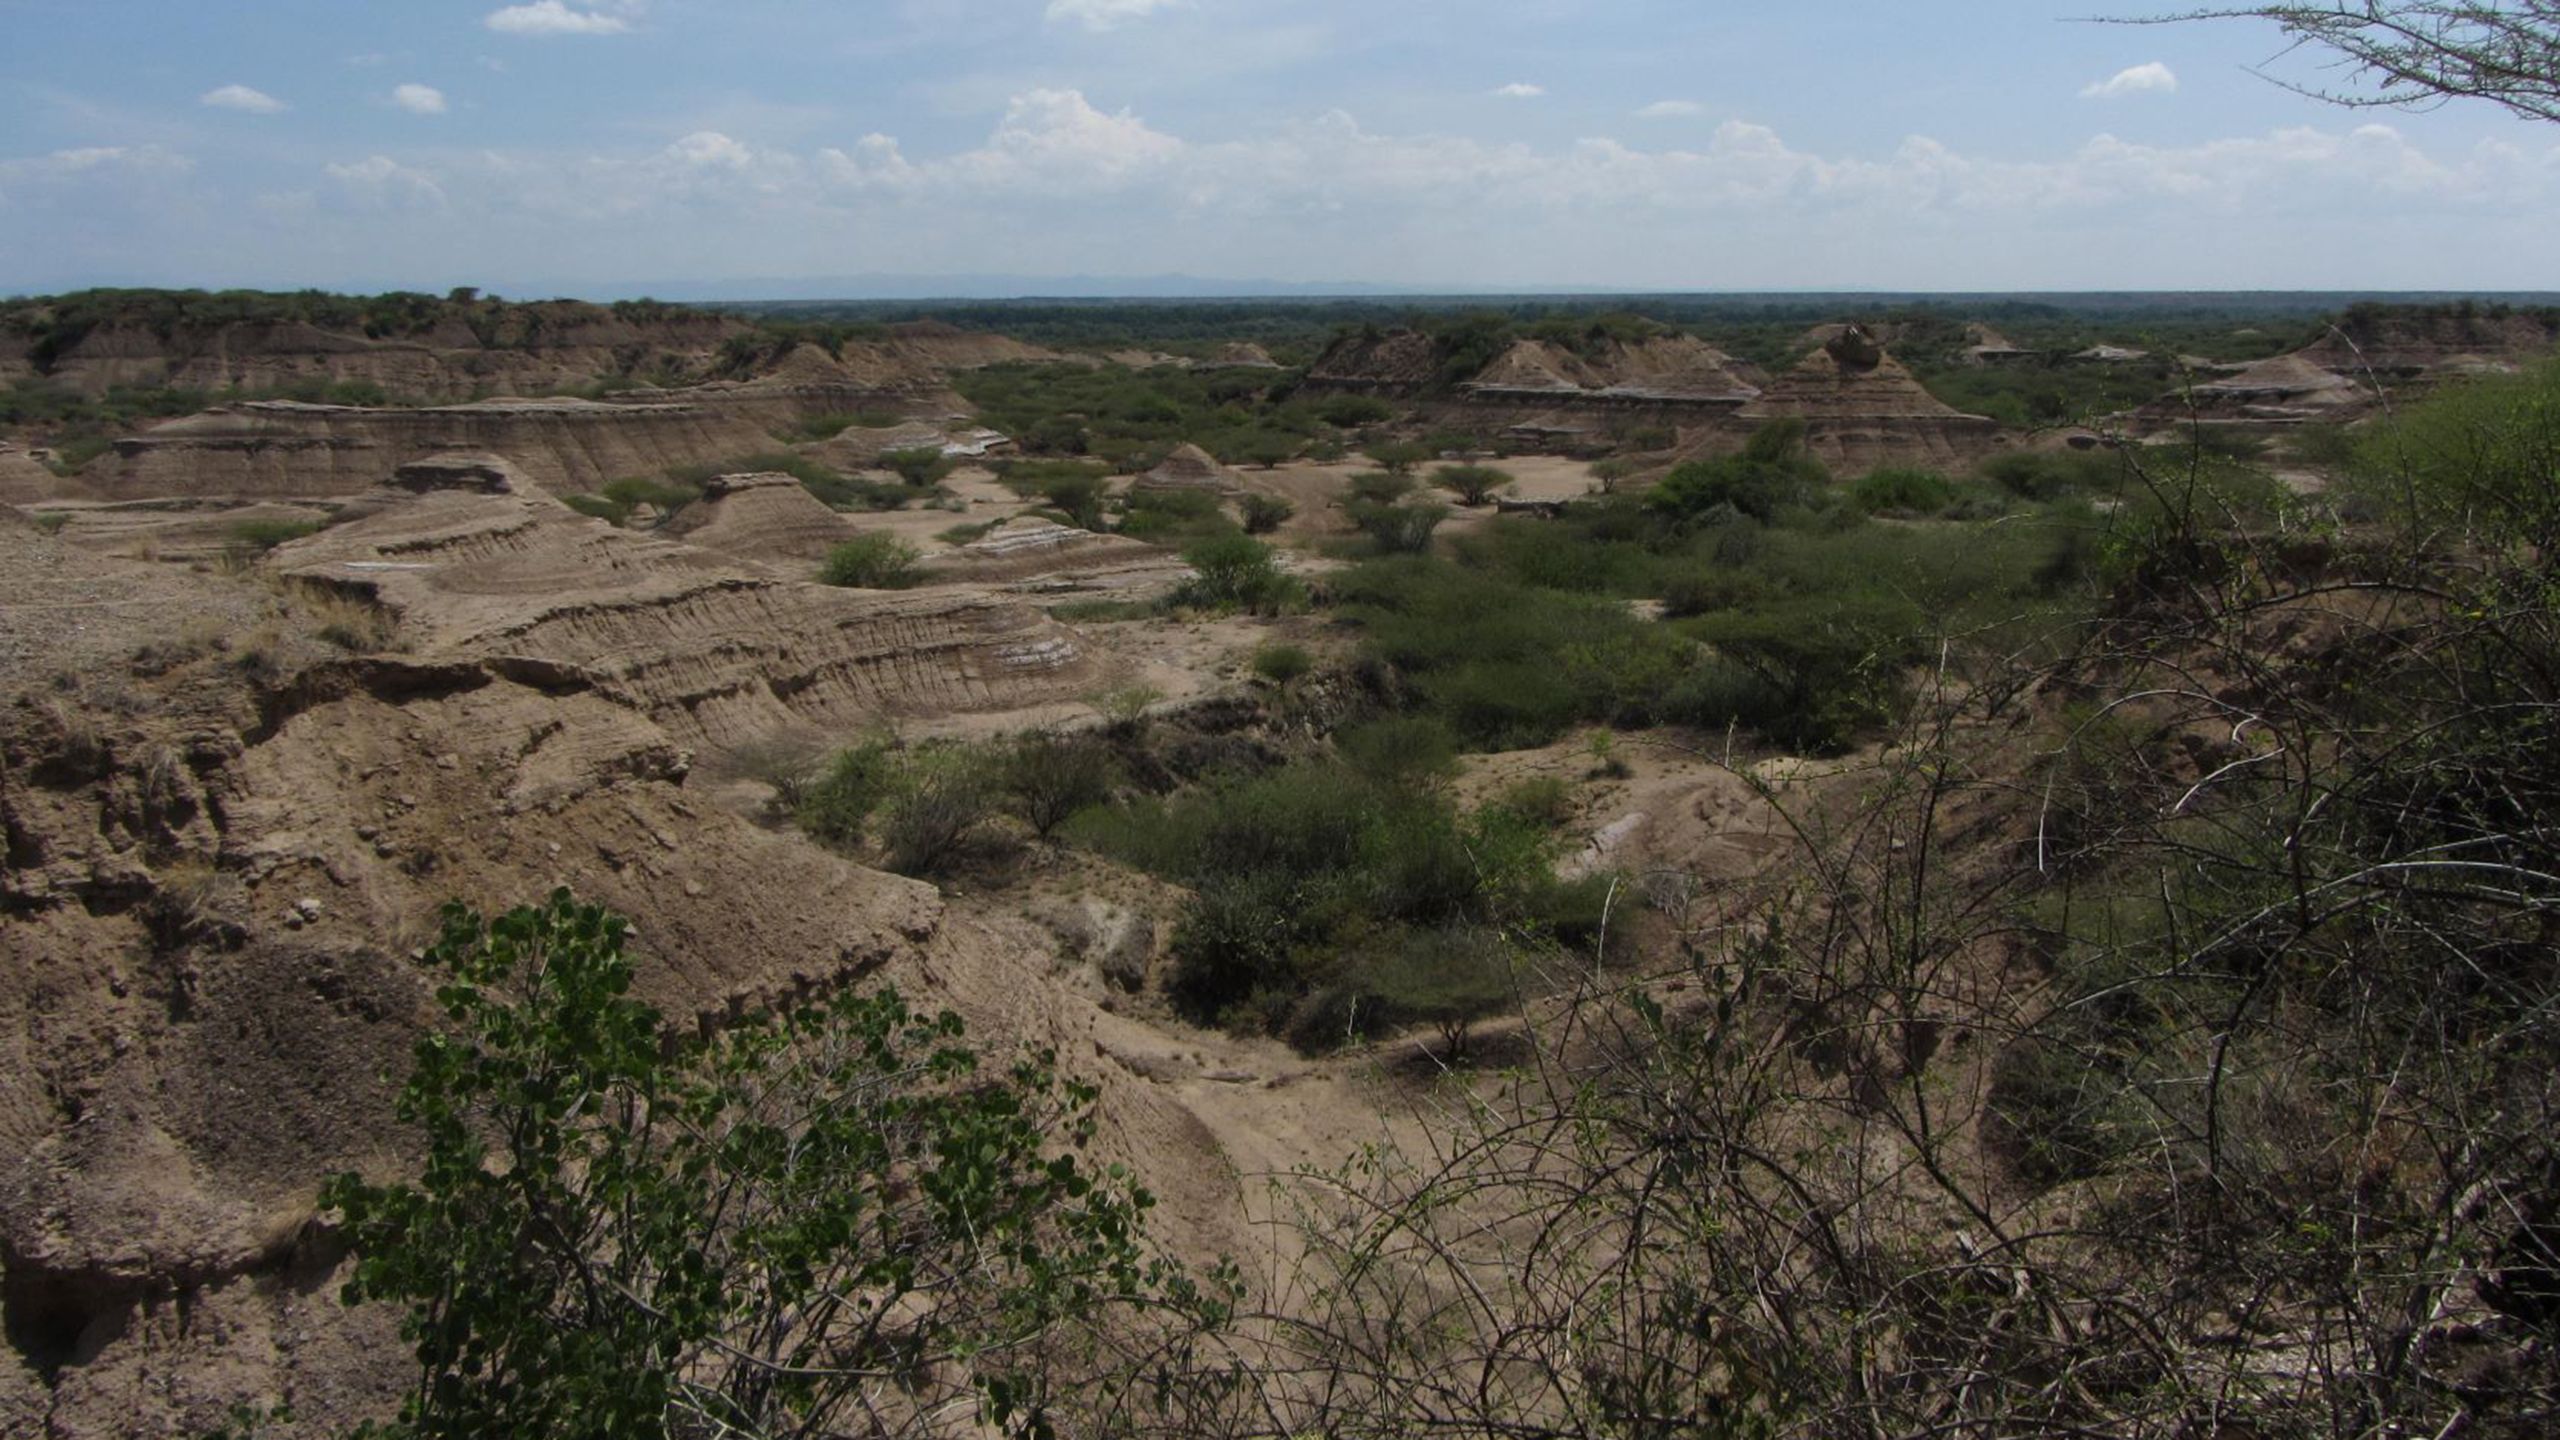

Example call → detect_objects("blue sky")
3 0 2556 295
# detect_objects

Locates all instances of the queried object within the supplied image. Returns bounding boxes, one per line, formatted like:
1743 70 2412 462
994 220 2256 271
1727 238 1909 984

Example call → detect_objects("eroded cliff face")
84 398 785 502
0 478 1163 1437
22 312 749 402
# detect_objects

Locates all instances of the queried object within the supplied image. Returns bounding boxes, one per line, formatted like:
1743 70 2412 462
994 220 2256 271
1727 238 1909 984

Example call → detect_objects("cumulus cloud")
1637 100 1705 119
1494 83 1545 99
2083 62 2179 99
201 84 287 114
1045 0 1185 31
392 84 449 115
485 2 632 36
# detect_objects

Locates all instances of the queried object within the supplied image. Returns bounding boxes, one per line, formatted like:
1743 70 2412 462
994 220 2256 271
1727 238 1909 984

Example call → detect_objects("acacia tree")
2151 3 2560 122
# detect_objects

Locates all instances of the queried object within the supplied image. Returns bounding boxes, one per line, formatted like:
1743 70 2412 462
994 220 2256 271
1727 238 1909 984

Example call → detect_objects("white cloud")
2083 62 2179 100
663 131 754 170
484 2 632 36
325 155 447 210
1494 83 1545 99
392 84 449 116
201 84 287 114
1045 0 1185 30
1637 100 1705 119
345 53 390 68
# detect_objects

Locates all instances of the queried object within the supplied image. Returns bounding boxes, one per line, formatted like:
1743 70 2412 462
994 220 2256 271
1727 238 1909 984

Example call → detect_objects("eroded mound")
271 484 1098 747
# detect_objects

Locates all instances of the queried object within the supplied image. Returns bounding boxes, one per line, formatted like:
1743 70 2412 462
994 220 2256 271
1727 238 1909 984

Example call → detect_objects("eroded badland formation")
5 289 2560 1436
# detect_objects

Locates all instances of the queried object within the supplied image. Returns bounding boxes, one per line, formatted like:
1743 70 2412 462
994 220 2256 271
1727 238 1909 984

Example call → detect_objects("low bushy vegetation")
818 533 923 589
1065 757 1608 1045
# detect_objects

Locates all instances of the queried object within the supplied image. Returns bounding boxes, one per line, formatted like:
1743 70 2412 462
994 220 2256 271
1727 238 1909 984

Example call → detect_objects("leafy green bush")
1318 394 1393 428
1065 761 1595 1038
1850 466 1955 514
1647 419 1829 523
878 748 996 876
225 517 320 553
1365 439 1431 475
1003 733 1119 839
1337 715 1460 788
881 446 957 487
1173 533 1300 614
1239 492 1295 534
1250 643 1314 684
1118 488 1232 545
819 533 923 589
1346 470 1418 506
1348 500 1449 555
2348 356 2560 551
322 892 1207 1440
561 493 632 526
794 740 897 849
1435 464 1514 506
1338 557 1697 749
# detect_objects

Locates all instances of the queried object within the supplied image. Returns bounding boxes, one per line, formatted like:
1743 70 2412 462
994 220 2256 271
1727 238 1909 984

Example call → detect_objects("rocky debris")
1210 342 1282 370
2073 344 2151 364
1132 443 1241 497
1031 895 1162 991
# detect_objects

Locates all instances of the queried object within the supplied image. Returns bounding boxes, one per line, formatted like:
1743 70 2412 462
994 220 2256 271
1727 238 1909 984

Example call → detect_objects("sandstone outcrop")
1733 327 2001 470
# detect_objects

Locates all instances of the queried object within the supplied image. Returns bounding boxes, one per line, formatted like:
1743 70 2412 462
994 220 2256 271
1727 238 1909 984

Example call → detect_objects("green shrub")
1349 500 1448 555
1065 759 1584 1038
1318 394 1393 428
1337 715 1459 788
880 446 957 487
1435 464 1514 506
1239 493 1295 535
1487 774 1576 829
1173 533 1298 614
1346 470 1418 506
1850 466 1955 514
32 511 70 535
226 517 320 553
794 740 897 850
1118 488 1232 545
1365 440 1432 475
819 533 923 589
2348 356 2560 551
1647 419 1828 523
1003 733 1119 839
600 473 705 521
320 892 1189 1440
878 749 995 877
1355 928 1518 1059
1250 644 1315 684
562 493 632 526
